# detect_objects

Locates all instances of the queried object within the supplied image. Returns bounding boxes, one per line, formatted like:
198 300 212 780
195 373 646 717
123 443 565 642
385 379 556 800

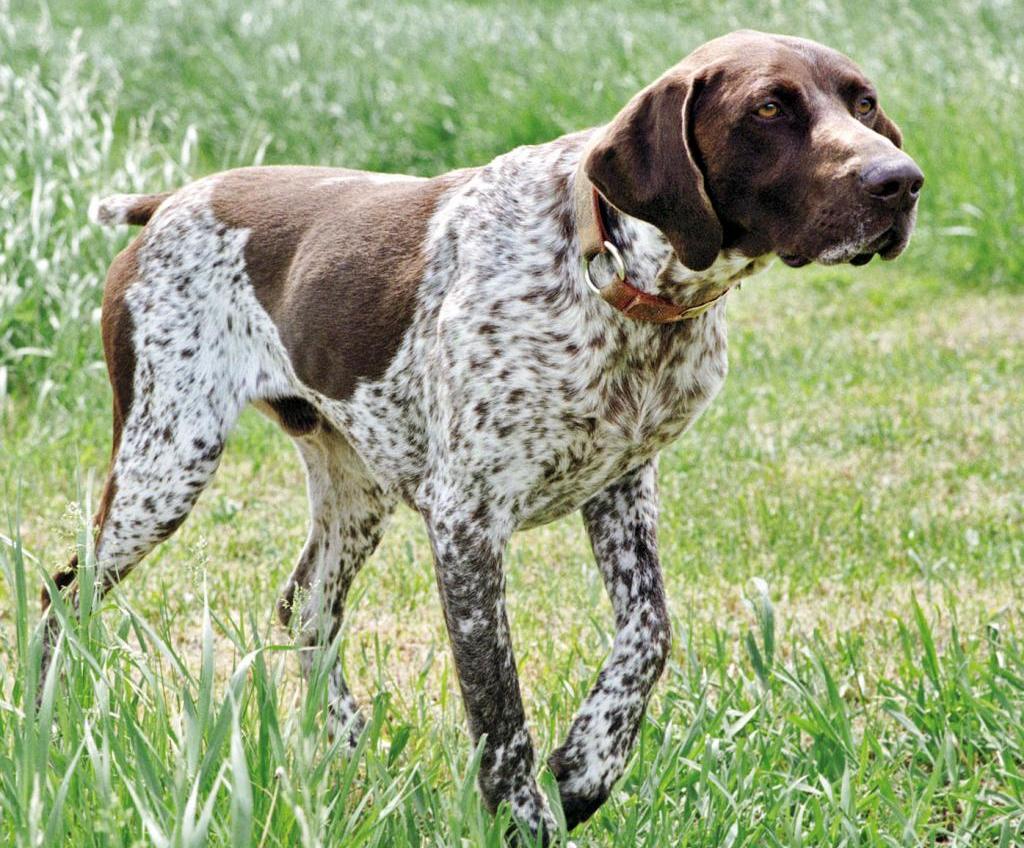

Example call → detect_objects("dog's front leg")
424 498 554 842
549 460 671 829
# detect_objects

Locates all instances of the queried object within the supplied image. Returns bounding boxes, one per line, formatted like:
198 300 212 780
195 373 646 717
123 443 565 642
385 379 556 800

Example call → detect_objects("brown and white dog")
46 30 922 840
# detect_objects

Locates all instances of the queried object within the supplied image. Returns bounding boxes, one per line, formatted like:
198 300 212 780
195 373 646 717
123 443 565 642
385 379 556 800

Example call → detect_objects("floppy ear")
584 72 722 271
874 105 903 149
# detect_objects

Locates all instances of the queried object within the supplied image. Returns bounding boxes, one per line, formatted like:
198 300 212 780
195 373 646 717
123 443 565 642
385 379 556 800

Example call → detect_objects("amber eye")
855 96 876 116
756 101 782 119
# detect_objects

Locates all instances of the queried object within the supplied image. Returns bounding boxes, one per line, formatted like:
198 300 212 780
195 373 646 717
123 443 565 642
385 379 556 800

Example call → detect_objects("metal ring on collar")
582 240 626 294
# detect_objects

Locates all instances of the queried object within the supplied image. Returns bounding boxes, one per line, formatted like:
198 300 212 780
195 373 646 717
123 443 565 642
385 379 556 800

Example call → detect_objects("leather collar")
574 162 732 323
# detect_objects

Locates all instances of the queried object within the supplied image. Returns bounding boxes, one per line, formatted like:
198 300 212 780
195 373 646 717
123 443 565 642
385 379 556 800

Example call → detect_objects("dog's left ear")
584 71 722 271
874 105 903 149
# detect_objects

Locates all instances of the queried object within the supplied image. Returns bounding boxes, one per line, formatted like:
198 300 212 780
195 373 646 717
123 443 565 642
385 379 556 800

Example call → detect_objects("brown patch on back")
211 166 475 400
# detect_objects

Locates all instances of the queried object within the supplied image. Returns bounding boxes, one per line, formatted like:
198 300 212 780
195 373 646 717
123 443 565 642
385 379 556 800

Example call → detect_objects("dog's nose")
860 158 924 210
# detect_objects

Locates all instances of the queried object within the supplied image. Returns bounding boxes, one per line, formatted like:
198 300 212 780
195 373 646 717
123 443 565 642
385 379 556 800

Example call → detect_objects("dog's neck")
605 208 772 305
571 167 773 313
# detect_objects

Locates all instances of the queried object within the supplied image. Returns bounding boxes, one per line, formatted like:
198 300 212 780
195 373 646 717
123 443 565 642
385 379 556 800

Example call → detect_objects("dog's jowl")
47 31 921 841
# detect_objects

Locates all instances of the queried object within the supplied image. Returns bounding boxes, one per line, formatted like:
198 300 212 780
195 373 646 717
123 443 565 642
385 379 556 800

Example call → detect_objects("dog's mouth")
778 219 914 269
847 228 898 266
778 253 812 268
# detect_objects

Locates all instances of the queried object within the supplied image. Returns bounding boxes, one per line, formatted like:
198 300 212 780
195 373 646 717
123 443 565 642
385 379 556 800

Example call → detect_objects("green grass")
2 0 1023 845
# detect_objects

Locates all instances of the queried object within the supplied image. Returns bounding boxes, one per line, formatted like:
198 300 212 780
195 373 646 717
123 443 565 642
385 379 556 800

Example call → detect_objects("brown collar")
574 167 732 323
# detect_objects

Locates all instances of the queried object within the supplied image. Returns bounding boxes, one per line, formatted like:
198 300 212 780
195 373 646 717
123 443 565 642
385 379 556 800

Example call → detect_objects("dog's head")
585 30 923 271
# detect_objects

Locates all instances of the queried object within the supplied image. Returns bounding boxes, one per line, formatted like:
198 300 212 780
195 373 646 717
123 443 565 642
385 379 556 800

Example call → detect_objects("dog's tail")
88 191 173 227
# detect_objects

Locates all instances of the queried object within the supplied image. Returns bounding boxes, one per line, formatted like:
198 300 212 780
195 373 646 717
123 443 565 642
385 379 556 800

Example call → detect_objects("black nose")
860 158 924 210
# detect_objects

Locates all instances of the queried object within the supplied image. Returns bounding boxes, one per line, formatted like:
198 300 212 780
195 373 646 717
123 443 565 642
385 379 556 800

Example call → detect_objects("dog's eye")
756 101 782 119
855 96 876 116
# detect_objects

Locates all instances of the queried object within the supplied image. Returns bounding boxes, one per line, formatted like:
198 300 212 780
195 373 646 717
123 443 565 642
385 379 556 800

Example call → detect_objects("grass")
1 0 1023 845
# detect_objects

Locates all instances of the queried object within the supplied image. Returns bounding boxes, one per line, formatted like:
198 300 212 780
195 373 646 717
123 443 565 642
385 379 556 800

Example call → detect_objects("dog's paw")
557 789 609 832
547 746 611 830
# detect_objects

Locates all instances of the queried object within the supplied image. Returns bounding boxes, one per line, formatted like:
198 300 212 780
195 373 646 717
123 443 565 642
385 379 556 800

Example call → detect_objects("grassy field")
2 0 1023 845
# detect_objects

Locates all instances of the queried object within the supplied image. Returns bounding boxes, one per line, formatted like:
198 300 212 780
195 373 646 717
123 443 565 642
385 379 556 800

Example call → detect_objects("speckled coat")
46 29 922 843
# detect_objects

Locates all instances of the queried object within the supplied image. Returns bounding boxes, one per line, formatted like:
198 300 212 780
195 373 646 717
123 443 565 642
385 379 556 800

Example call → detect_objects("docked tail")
88 191 173 227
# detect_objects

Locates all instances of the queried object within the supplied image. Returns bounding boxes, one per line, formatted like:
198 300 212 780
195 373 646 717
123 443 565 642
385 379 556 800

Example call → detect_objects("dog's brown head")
586 30 923 271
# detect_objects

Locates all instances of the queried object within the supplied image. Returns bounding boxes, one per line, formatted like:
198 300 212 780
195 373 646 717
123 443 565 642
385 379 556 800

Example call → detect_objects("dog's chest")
510 308 729 526
324 143 747 522
329 291 729 526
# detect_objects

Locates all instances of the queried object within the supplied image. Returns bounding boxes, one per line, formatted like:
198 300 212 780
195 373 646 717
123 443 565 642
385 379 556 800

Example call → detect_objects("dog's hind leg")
548 460 671 830
277 427 395 747
40 317 245 679
42 189 290 680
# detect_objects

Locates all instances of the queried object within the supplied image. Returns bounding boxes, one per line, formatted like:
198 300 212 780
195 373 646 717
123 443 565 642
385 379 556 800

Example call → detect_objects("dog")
44 30 922 841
